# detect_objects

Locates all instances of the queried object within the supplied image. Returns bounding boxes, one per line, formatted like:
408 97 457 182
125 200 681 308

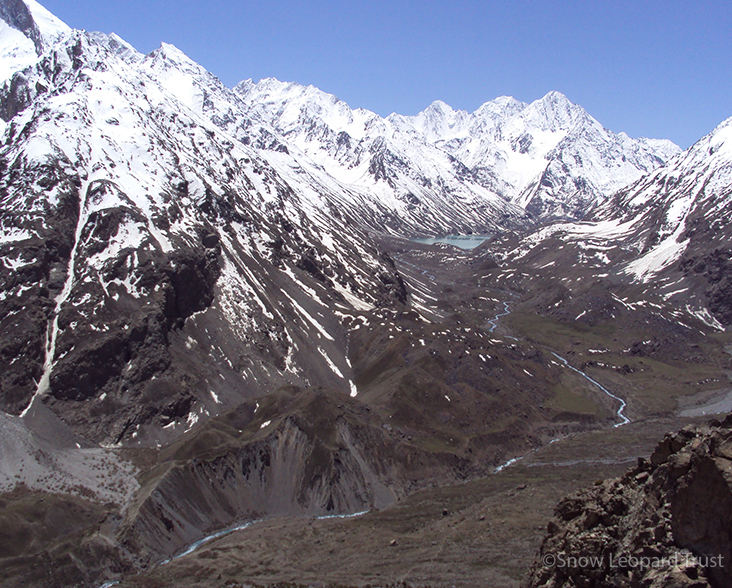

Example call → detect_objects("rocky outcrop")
118 386 465 563
526 416 732 588
681 248 732 327
0 154 82 415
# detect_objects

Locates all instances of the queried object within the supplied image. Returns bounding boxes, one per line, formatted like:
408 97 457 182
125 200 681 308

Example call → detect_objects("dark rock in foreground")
526 416 732 588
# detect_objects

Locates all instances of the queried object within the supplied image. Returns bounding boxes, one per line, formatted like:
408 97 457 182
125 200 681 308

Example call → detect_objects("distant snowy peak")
141 42 227 114
601 115 732 223
235 77 380 142
399 100 471 142
391 91 680 219
0 0 69 81
232 79 680 222
472 95 526 124
629 136 681 161
232 77 525 234
524 90 586 131
397 91 584 146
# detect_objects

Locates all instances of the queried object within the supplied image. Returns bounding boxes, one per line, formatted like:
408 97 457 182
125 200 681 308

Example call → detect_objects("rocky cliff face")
526 416 732 588
0 23 413 446
117 385 474 563
0 0 69 81
489 116 732 334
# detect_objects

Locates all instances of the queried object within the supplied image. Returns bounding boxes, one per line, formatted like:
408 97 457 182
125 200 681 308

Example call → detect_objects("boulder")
526 415 732 588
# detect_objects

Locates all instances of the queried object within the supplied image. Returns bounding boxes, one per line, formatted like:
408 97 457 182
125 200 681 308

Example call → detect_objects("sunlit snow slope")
0 10 407 444
235 80 680 225
495 117 732 330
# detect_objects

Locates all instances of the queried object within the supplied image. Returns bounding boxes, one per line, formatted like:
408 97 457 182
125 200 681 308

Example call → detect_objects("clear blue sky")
40 0 731 148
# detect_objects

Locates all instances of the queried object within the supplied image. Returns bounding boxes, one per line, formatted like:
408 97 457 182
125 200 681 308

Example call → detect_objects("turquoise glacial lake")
411 234 492 250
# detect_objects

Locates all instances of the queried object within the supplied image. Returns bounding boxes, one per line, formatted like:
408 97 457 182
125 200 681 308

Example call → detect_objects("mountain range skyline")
34 0 732 150
2 2 732 587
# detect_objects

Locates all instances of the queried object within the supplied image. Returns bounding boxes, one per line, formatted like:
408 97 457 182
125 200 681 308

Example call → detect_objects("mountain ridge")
0 0 68 81
1 2 731 587
0 0 683 232
234 77 681 223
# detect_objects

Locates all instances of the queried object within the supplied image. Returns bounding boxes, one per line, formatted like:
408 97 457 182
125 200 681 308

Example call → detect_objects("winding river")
490 299 631 473
486 301 511 332
105 291 631 579
161 520 260 564
550 352 630 427
485 296 629 428
158 510 370 566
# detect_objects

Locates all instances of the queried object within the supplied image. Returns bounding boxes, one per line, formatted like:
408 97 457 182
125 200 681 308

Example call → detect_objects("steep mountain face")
0 0 68 82
492 117 732 331
0 22 409 446
1 1 731 587
527 416 732 588
396 91 681 220
235 80 679 226
599 117 732 327
231 78 527 236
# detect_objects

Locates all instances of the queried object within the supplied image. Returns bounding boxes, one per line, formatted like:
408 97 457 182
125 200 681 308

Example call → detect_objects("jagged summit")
2 3 732 588
699 113 732 157
233 78 680 224
151 41 198 64
403 99 471 142
0 0 69 81
1 0 681 226
393 90 582 143
0 0 68 49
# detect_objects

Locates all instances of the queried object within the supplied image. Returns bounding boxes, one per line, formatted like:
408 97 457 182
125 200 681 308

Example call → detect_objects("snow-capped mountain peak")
472 95 525 122
229 77 680 228
704 115 732 158
20 0 68 42
405 99 470 142
235 76 378 141
0 0 69 81
518 90 585 133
